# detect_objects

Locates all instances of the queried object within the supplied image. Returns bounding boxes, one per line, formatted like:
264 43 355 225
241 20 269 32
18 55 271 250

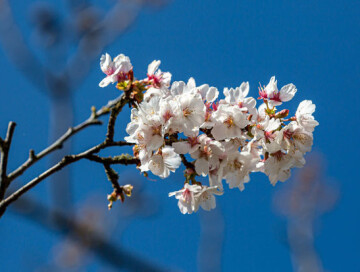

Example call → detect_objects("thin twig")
106 95 129 142
0 95 131 217
7 94 125 183
103 163 122 192
86 154 139 165
180 154 195 170
0 141 136 216
0 121 16 199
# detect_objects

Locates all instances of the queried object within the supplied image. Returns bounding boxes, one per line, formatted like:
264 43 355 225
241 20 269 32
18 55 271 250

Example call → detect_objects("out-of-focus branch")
273 154 338 272
0 121 16 200
65 2 141 90
11 196 167 272
0 0 47 91
0 0 169 216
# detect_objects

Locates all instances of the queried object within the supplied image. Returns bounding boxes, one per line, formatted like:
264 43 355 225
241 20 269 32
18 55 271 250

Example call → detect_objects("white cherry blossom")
169 184 223 214
146 146 181 178
147 60 172 89
211 104 248 140
259 76 297 106
99 53 132 87
296 100 319 132
169 183 202 214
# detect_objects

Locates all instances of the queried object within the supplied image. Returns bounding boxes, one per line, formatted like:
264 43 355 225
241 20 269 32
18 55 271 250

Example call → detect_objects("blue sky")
0 0 359 271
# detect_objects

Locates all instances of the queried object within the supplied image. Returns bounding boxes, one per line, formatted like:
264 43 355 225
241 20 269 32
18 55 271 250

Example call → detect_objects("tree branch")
0 94 133 217
0 121 16 200
7 94 125 183
0 141 135 216
86 154 139 165
106 94 129 142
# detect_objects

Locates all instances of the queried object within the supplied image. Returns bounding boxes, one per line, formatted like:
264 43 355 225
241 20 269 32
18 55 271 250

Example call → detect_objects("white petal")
206 87 219 102
200 195 216 211
195 158 209 176
239 81 249 98
211 123 227 141
148 60 161 75
100 53 112 74
99 76 112 87
172 142 191 154
280 83 297 102
187 77 196 89
297 100 316 115
148 154 165 177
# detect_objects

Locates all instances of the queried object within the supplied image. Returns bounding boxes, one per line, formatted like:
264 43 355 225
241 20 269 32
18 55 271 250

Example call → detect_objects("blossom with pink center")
295 100 319 132
264 149 305 185
259 76 297 106
190 135 225 177
172 135 200 155
168 183 202 214
99 53 132 87
144 146 181 178
276 122 314 154
169 184 223 214
211 104 248 140
147 60 172 89
221 150 259 191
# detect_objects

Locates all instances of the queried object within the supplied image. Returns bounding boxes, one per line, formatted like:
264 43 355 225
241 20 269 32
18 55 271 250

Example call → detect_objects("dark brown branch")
7 94 125 183
103 163 122 191
86 154 139 165
0 94 132 217
106 95 129 142
0 142 133 216
0 121 16 200
180 154 195 171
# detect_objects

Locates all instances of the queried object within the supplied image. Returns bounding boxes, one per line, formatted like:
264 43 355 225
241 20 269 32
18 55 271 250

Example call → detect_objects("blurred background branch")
0 0 170 270
9 180 166 271
273 153 339 272
0 0 168 215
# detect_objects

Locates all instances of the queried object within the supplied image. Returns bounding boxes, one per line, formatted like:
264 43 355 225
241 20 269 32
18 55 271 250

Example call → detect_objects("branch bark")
0 121 16 200
0 94 133 217
7 94 125 183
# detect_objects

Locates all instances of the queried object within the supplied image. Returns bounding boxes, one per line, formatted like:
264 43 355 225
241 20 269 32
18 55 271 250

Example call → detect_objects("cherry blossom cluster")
99 53 319 214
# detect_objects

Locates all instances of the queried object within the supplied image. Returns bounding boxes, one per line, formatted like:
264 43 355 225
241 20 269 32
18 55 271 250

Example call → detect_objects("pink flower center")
265 131 275 141
283 129 293 139
188 136 199 147
212 102 219 111
182 189 191 203
270 92 281 102
272 150 284 161
258 86 267 99
163 110 174 122
148 74 162 88
224 116 234 128
105 67 115 76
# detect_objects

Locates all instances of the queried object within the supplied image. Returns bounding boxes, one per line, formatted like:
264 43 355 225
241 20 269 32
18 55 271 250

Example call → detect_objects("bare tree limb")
7 94 125 183
0 134 136 216
0 121 16 200
0 93 132 216
86 154 139 165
